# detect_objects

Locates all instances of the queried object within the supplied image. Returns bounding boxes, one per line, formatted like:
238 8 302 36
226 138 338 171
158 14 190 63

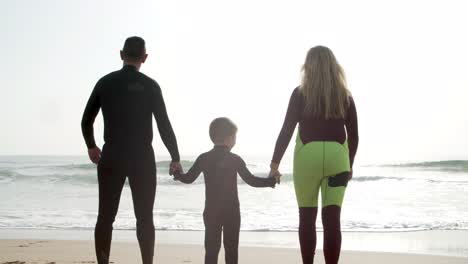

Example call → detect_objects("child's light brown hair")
209 117 238 144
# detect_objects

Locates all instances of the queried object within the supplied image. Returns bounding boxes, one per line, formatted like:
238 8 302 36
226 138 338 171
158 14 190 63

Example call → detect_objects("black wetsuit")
175 146 275 264
81 65 180 264
272 87 358 167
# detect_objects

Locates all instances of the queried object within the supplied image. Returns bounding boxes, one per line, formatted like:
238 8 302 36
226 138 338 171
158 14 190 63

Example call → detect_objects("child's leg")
222 209 241 264
204 211 222 264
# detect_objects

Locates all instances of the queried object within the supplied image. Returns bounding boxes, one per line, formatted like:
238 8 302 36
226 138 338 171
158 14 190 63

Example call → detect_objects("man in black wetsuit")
81 36 181 264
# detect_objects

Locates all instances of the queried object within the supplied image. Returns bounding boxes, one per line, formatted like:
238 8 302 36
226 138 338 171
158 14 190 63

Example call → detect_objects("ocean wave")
380 160 468 172
2 159 468 185
1 223 467 232
0 160 195 173
0 160 196 185
53 163 96 170
1 170 463 185
351 176 404 182
0 168 22 177
155 160 196 169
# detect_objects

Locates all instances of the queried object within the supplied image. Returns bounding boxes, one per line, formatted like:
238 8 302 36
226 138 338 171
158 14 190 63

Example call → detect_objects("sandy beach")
1 229 468 263
1 239 467 264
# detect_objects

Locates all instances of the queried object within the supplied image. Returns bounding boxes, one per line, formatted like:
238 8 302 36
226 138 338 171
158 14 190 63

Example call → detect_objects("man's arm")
151 82 180 162
237 157 276 188
174 156 203 184
81 80 102 163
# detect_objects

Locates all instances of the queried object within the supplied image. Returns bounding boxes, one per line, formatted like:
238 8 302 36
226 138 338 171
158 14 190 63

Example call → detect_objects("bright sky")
1 0 467 164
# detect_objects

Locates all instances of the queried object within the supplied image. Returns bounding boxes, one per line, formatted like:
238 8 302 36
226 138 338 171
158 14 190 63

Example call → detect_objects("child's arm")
236 156 276 188
174 156 203 184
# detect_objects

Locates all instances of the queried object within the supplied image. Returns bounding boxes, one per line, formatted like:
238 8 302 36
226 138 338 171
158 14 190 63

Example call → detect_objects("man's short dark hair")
209 117 238 143
122 36 146 60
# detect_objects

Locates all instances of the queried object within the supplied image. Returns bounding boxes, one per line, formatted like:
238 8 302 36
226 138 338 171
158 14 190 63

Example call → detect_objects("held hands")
87 147 102 164
269 162 282 185
169 161 183 176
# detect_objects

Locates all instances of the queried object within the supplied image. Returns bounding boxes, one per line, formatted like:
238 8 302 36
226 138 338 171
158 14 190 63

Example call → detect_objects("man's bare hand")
169 161 183 176
88 147 101 164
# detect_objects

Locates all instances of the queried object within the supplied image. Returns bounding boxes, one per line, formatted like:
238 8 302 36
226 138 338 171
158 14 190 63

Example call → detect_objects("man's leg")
95 165 126 264
128 165 156 264
222 209 241 264
204 211 222 264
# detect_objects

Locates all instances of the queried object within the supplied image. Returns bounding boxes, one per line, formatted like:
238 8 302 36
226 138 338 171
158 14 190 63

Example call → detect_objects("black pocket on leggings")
328 172 349 187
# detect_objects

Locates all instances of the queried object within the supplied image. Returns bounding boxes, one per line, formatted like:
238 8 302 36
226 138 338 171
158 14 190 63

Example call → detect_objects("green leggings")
293 135 351 208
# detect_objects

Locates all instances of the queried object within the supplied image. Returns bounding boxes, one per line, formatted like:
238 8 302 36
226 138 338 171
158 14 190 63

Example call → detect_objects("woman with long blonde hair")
270 46 359 264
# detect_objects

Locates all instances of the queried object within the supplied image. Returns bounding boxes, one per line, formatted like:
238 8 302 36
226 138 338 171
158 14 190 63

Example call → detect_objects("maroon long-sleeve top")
272 87 359 167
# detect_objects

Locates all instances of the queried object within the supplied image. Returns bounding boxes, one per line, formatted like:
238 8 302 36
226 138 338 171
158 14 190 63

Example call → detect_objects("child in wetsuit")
173 117 276 264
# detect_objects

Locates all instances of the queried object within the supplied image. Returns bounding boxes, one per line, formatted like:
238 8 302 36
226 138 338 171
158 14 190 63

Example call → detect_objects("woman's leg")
320 141 350 264
299 207 318 264
321 174 347 264
294 139 324 264
322 205 342 264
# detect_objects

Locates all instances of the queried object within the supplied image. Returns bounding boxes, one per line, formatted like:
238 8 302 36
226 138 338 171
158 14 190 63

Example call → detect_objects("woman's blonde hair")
301 46 350 119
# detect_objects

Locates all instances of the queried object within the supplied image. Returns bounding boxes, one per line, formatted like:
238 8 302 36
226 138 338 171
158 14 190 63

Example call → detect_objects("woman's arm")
345 97 359 168
271 88 301 165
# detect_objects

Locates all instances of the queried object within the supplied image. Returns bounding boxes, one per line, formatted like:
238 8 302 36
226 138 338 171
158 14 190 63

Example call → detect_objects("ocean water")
1 156 468 233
